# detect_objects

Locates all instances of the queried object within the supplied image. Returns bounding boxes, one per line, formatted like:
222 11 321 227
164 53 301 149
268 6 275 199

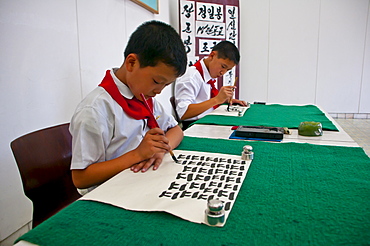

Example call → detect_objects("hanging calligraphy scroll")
179 0 240 98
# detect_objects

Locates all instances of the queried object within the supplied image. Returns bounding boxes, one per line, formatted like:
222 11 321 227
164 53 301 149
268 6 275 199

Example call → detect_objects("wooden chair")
10 123 81 228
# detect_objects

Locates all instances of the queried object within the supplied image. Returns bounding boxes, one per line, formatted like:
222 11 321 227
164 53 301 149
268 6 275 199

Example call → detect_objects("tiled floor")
336 119 370 157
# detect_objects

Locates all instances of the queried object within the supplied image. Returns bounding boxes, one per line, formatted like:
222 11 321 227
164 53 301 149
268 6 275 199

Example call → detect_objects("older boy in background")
175 41 247 130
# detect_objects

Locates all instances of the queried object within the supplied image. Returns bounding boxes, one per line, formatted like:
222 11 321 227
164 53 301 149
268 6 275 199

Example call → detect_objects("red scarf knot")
193 60 220 109
98 70 158 129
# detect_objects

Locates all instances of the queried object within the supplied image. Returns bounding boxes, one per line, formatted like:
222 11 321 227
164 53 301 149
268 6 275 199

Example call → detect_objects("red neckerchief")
193 60 219 108
207 79 219 98
98 70 157 129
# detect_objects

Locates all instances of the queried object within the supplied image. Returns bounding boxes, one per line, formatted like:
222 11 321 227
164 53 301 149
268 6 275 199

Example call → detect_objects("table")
185 104 358 147
185 124 358 147
15 104 370 246
192 104 339 131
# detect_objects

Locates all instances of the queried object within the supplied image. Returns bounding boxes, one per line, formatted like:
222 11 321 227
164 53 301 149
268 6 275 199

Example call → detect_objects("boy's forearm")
181 98 219 120
165 125 184 149
72 126 184 189
71 149 147 189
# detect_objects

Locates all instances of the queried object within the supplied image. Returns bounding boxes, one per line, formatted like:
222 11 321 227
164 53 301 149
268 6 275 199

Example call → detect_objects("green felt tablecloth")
194 104 338 131
16 137 370 245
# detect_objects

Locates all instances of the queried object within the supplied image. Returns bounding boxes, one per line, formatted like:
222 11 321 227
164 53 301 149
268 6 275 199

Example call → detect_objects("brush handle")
140 93 177 162
140 93 160 128
228 77 238 105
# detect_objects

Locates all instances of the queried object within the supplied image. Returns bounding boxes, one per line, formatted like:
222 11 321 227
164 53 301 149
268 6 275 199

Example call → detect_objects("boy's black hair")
212 41 240 65
124 20 187 77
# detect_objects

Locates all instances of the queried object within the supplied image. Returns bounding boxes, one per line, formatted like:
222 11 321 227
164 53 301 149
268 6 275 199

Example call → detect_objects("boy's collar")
110 68 135 99
200 58 213 82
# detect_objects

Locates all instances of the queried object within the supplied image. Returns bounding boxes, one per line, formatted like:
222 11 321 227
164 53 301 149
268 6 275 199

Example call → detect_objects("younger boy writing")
175 41 247 130
69 20 187 193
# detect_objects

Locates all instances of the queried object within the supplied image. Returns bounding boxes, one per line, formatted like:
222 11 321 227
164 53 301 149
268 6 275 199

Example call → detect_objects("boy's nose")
153 88 163 95
153 82 169 95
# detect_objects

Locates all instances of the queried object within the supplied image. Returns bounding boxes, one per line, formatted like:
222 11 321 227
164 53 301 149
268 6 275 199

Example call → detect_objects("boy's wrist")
211 96 222 106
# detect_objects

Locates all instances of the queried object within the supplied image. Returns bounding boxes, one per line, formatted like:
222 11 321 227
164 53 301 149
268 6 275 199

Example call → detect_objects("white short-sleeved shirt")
70 68 178 172
174 59 215 121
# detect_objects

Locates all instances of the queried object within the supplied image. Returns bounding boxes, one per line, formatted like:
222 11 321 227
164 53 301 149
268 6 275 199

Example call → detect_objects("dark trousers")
181 120 196 131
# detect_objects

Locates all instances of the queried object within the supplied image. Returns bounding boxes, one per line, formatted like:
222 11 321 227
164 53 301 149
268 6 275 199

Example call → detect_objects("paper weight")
241 145 254 160
205 199 225 226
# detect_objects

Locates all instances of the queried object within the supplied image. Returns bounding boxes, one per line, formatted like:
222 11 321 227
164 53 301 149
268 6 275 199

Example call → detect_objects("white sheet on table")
207 104 249 117
81 150 252 227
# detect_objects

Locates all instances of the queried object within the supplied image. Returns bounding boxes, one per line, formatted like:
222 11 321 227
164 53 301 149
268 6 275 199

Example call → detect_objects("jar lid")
207 199 224 212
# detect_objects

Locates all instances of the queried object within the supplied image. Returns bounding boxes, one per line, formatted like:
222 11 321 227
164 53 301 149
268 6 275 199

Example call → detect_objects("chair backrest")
10 123 81 227
170 96 182 124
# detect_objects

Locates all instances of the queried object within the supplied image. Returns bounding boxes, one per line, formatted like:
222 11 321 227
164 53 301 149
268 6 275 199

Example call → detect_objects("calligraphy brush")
227 77 238 111
140 93 178 163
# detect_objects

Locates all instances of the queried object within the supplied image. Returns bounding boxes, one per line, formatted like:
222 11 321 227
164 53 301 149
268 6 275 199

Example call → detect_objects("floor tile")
336 119 370 157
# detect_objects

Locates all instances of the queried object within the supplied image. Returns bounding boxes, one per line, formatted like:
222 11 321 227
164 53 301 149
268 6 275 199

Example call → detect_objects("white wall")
240 0 370 113
0 0 81 242
76 0 173 109
0 0 369 244
361 2 370 112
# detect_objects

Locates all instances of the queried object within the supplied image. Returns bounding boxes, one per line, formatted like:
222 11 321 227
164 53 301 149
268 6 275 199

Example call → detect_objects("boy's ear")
125 54 139 72
209 51 218 60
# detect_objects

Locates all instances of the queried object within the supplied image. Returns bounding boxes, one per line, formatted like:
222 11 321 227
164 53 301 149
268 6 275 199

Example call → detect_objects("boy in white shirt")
69 20 187 193
175 41 247 130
